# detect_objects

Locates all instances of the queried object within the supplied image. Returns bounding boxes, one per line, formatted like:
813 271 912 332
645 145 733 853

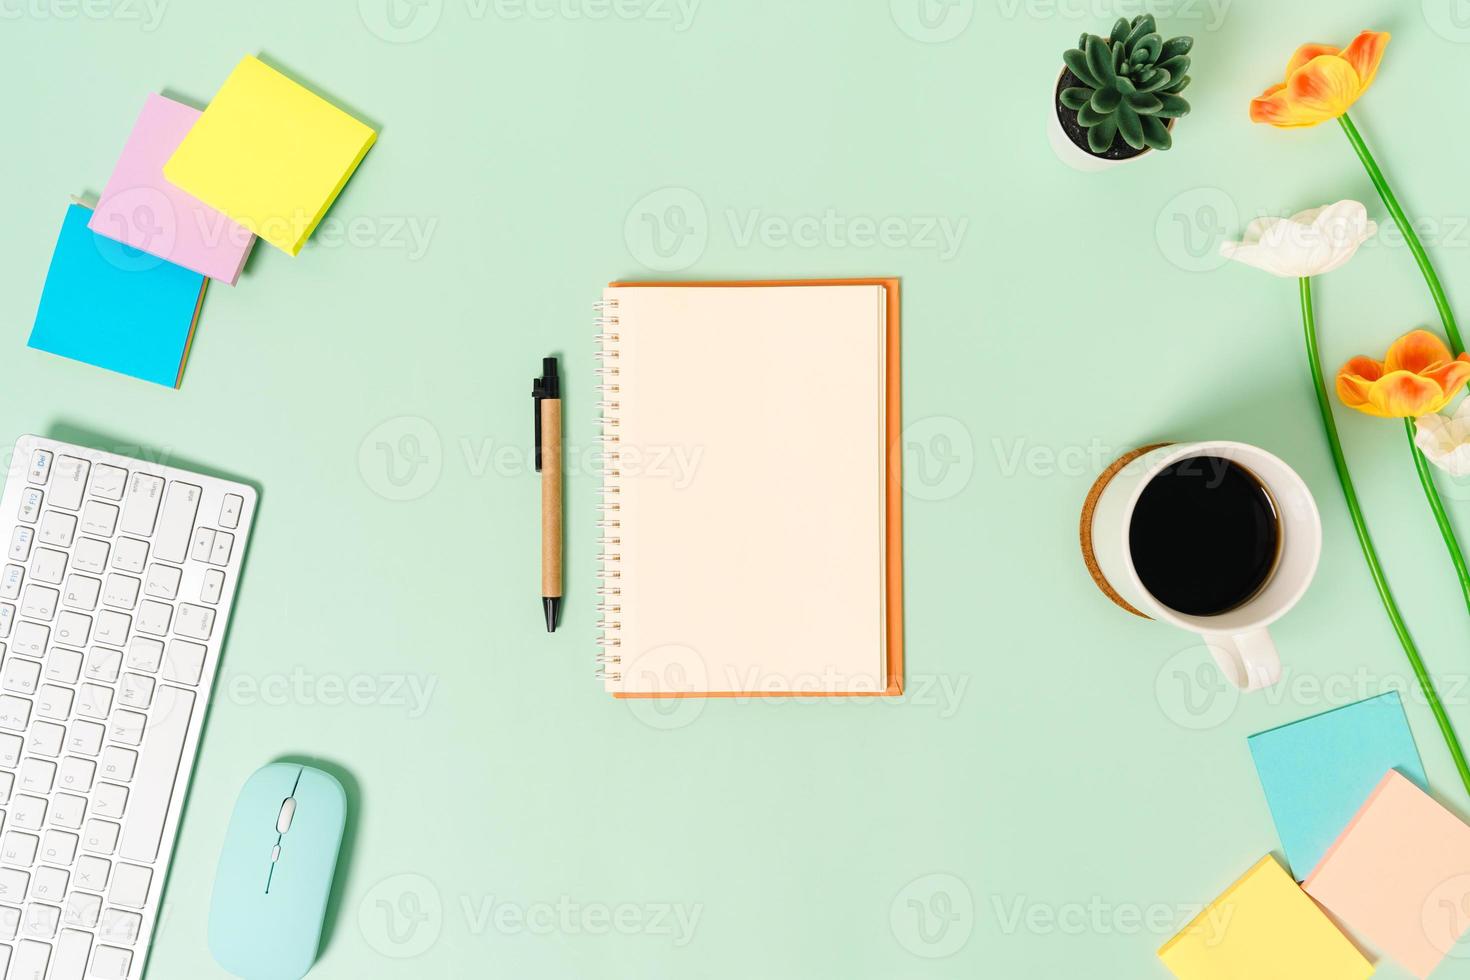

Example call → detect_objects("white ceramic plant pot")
1048 67 1172 172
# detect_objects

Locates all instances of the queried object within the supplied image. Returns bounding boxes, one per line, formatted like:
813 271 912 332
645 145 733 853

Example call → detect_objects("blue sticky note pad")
29 203 207 387
1248 692 1427 880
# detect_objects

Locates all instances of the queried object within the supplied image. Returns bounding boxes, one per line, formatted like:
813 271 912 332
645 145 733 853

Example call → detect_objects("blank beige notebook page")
600 285 887 695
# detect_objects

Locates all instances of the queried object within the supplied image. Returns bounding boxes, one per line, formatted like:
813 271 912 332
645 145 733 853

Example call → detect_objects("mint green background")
5 1 1470 977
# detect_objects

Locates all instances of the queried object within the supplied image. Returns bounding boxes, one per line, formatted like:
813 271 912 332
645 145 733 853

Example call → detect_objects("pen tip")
544 597 561 633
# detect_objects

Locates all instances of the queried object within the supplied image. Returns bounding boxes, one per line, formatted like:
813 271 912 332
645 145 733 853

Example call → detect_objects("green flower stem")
1405 417 1470 615
1301 277 1470 797
1339 113 1464 356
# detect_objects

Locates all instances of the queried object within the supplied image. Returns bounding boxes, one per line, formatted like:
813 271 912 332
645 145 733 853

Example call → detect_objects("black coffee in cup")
1128 455 1281 617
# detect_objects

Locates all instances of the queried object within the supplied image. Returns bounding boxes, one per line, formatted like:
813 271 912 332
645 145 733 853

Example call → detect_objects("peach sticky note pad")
163 55 376 256
1306 770 1470 978
1158 855 1372 980
90 94 254 284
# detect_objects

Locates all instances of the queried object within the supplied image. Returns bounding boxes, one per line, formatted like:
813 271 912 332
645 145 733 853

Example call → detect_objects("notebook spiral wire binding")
594 299 623 682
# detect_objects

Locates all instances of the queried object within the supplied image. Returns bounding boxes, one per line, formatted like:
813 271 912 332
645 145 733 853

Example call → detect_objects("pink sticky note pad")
1305 770 1470 977
89 94 254 284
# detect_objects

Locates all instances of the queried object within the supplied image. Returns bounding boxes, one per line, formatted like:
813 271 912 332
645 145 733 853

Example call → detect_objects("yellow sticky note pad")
164 56 376 256
1158 856 1372 980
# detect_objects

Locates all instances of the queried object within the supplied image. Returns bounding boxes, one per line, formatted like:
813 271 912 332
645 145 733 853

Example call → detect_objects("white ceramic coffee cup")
1089 442 1322 691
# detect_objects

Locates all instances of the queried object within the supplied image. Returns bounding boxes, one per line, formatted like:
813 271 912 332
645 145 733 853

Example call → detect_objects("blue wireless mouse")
208 763 347 980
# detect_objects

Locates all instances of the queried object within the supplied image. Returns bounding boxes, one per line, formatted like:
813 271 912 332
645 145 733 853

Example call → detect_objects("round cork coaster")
1078 443 1173 620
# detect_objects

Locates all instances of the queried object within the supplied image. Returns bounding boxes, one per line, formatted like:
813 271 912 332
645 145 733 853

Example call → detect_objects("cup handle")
1204 629 1281 691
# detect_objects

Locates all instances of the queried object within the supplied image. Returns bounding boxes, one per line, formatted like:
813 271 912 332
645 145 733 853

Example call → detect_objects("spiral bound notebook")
596 279 903 697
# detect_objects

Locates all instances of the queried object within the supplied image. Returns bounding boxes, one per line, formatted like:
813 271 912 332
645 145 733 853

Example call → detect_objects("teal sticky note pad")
1248 692 1427 880
29 203 206 387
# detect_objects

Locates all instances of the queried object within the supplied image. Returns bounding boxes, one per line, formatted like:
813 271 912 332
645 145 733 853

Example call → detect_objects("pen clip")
533 356 559 474
532 383 544 473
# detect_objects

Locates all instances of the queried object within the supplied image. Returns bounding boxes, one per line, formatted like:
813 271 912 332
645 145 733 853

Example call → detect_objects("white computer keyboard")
0 436 255 980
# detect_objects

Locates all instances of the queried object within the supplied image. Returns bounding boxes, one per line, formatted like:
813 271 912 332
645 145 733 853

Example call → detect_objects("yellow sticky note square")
1158 856 1372 980
164 56 376 256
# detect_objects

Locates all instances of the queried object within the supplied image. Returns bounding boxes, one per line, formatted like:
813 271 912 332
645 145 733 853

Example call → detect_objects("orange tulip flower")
1337 330 1470 418
1251 31 1390 128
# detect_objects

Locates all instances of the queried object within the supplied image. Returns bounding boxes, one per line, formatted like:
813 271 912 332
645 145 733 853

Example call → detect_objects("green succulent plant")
1060 16 1193 155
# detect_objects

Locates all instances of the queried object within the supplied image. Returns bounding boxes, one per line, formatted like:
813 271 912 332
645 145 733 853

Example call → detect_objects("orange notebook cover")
598 279 903 698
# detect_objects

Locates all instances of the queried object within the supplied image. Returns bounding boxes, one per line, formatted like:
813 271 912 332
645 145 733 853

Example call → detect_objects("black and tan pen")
534 357 563 632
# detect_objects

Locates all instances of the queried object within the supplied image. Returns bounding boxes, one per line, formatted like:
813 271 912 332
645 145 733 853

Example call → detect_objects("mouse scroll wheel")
276 797 296 834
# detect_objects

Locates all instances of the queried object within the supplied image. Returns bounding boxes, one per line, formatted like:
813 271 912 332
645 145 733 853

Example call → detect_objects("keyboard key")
162 641 206 685
91 944 132 979
83 649 121 686
18 488 42 524
11 622 46 658
0 870 27 902
89 464 128 501
25 599 62 635
57 759 95 793
99 908 139 945
50 794 86 830
62 893 99 929
53 611 90 648
201 568 225 604
50 456 89 511
143 564 180 601
135 601 170 637
27 450 52 484
0 604 11 638
17 760 52 794
110 711 146 747
41 830 77 865
66 722 104 757
110 538 145 574
80 501 118 538
8 526 34 561
69 539 104 576
0 771 12 802
124 638 161 674
62 575 100 611
36 512 76 548
10 795 45 830
118 686 194 862
118 675 153 711
99 749 135 783
174 604 214 641
93 611 128 647
46 649 82 684
0 696 32 731
0 734 23 767
3 832 38 865
20 586 57 621
101 575 139 610
119 474 164 537
209 531 234 566
189 527 215 563
220 493 243 529
28 722 64 758
75 856 109 892
36 685 74 721
0 904 19 940
29 548 66 584
31 868 66 903
2 660 38 696
21 902 58 939
11 938 50 978
108 864 150 910
52 927 91 979
76 684 113 719
94 784 128 820
82 820 119 856
153 483 201 563
1 565 22 599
